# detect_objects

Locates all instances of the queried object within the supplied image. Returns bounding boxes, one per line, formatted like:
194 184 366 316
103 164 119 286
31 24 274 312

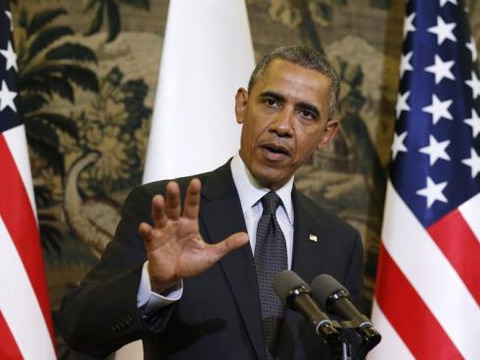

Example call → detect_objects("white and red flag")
115 0 255 358
0 1 56 358
142 0 255 183
370 0 480 359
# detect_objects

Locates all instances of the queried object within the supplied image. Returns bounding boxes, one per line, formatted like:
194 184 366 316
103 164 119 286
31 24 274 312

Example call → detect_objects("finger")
183 178 201 220
138 222 153 242
151 195 167 228
165 181 181 220
208 232 249 262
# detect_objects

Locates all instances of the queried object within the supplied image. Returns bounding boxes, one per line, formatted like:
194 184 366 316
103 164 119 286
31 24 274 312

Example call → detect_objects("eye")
264 97 280 108
299 109 317 120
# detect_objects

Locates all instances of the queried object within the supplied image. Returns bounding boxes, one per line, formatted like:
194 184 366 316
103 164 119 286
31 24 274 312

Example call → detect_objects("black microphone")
273 270 339 343
310 274 381 352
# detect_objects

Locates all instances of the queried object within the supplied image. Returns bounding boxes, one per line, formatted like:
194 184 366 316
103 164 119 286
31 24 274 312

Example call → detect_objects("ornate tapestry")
8 0 480 357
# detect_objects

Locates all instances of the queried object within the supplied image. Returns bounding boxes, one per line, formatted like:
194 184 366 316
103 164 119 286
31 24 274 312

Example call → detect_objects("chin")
257 172 289 190
249 160 290 185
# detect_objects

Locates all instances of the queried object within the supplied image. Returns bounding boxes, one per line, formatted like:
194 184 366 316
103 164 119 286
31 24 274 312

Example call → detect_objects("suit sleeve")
59 184 173 358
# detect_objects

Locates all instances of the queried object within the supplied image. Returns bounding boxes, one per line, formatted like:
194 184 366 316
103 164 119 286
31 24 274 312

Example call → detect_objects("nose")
270 109 294 137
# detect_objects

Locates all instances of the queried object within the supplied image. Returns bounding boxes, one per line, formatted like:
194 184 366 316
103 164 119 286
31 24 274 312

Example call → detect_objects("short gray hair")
247 45 340 114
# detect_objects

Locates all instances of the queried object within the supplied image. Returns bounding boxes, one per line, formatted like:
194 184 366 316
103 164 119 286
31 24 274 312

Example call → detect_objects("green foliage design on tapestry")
77 66 151 195
16 7 99 175
84 0 150 42
13 6 99 254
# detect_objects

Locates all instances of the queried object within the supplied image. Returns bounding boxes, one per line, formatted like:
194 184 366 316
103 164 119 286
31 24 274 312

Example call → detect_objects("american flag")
0 1 55 358
370 0 480 359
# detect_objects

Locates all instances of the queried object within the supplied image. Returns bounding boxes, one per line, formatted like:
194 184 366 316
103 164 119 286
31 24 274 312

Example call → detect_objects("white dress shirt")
230 154 294 268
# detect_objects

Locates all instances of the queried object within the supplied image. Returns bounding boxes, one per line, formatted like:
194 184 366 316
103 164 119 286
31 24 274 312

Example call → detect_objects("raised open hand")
138 178 248 293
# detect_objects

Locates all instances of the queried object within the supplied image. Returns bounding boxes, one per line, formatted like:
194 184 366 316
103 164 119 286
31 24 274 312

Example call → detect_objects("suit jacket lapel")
291 188 330 283
200 162 265 360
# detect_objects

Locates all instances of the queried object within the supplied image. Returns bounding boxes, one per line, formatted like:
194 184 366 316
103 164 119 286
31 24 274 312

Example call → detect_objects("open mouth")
262 143 290 158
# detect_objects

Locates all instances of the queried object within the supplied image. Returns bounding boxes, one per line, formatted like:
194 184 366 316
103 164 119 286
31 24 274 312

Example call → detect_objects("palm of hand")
146 217 214 286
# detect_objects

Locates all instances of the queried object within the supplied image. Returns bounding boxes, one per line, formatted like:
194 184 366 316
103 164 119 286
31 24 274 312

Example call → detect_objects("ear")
235 88 248 124
316 118 340 150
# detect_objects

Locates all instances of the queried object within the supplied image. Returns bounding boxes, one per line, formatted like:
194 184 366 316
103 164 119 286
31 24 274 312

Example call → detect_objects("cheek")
295 131 324 156
241 124 259 151
245 121 267 142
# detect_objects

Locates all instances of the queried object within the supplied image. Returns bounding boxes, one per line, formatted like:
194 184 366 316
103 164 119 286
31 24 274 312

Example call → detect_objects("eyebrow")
260 91 321 119
260 91 285 101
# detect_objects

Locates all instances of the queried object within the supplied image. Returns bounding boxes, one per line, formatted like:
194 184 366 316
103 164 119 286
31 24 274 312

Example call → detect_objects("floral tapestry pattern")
9 0 480 358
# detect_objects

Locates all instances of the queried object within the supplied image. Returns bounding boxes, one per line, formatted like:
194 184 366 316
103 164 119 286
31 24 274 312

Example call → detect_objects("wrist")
147 263 180 294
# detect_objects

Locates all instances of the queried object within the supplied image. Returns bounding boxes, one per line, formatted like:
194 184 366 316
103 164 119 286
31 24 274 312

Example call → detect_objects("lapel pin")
309 234 318 242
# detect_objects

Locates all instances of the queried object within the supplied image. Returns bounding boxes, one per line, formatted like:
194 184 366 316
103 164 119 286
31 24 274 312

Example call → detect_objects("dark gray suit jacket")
60 161 364 359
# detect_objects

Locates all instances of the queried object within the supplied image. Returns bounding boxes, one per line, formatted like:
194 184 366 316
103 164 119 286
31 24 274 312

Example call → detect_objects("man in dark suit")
59 45 364 359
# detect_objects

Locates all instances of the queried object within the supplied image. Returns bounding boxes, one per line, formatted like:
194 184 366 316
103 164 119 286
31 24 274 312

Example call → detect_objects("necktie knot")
261 191 282 215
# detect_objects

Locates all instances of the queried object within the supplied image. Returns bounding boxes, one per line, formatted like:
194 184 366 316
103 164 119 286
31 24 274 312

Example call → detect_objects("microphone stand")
326 320 352 360
341 342 352 360
320 319 381 360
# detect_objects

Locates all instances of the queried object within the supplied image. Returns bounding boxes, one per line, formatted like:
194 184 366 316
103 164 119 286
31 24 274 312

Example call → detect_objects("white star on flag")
428 16 456 45
400 51 413 78
391 131 408 160
416 176 448 208
422 94 453 124
425 54 455 84
466 35 478 61
465 71 480 98
419 135 451 165
461 148 480 178
0 41 18 71
464 109 480 138
403 12 416 39
396 90 411 118
440 0 458 6
0 80 17 112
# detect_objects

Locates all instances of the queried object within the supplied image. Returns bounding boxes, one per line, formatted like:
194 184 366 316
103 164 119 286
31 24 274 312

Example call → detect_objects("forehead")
252 59 332 106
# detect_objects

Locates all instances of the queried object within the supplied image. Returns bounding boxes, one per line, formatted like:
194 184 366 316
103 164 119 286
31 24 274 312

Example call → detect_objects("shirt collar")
230 153 294 224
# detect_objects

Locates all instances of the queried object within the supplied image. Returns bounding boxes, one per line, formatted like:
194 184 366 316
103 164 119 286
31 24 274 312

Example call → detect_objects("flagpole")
142 0 255 183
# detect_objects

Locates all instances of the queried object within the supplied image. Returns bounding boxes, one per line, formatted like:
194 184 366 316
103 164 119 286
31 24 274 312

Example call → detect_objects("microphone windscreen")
310 274 348 307
273 270 308 306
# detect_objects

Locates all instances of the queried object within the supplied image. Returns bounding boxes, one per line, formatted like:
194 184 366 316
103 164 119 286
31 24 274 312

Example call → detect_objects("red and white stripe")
370 181 480 359
0 125 56 359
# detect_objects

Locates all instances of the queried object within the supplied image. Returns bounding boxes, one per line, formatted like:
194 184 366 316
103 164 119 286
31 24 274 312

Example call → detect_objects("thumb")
209 232 249 261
